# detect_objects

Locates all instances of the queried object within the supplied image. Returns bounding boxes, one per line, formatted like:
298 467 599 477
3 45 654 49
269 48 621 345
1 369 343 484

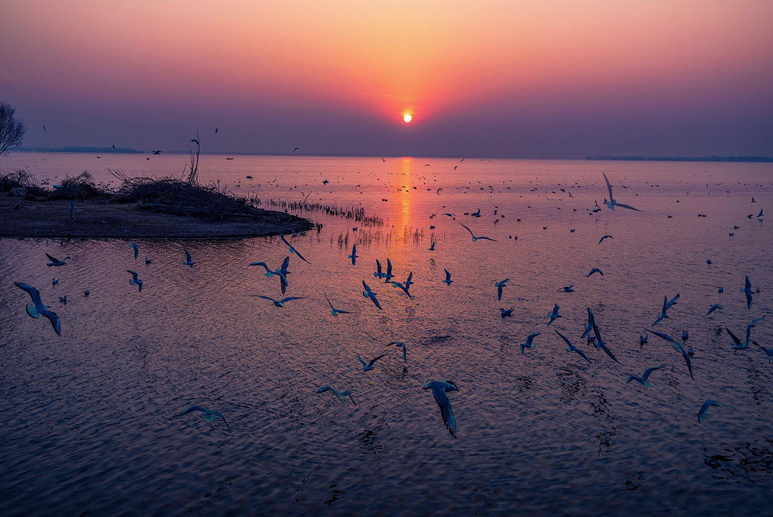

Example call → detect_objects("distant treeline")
20 146 143 154
587 155 773 163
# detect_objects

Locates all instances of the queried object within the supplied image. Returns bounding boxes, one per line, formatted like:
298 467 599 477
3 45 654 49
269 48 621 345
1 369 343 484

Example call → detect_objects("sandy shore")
0 197 314 239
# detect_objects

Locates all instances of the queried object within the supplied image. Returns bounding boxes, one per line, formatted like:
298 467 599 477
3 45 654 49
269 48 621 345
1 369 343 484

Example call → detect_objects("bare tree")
0 102 26 155
186 131 201 185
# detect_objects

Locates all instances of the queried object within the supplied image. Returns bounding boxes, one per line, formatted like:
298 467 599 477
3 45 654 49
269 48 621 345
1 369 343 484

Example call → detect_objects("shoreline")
0 197 314 239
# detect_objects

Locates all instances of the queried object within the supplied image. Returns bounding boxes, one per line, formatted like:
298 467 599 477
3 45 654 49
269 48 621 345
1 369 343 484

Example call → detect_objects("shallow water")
1 154 772 516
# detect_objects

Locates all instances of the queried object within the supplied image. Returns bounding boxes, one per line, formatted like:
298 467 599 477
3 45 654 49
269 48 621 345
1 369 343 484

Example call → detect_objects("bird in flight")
348 244 358 265
460 223 496 242
706 304 723 316
741 276 754 309
386 341 408 362
602 172 641 211
442 269 453 286
555 329 592 364
356 353 387 371
547 304 562 326
587 267 604 277
281 235 311 264
14 282 61 336
362 280 382 310
317 386 356 405
255 295 305 307
45 253 70 267
424 380 459 438
645 329 694 379
495 279 509 301
130 242 139 260
127 270 143 292
698 400 721 423
324 292 351 316
598 235 613 244
183 248 194 267
626 365 666 389
520 332 541 353
179 405 231 432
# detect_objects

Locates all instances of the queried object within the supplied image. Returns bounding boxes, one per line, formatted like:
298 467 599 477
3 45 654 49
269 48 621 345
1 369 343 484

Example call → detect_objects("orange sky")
1 0 771 156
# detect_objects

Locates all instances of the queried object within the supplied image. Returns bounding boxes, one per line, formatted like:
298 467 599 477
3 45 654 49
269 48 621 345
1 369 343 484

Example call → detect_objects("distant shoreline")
586 155 773 163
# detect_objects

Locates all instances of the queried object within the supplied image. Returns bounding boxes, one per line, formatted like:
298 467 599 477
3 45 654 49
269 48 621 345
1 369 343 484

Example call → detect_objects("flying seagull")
356 353 387 371
423 380 459 438
348 244 358 265
554 329 592 363
598 235 613 244
317 386 356 405
183 248 194 267
324 292 351 316
442 269 453 286
520 332 540 353
127 270 143 292
129 242 139 260
741 276 754 309
587 267 604 277
255 295 305 307
45 253 70 267
362 280 382 310
547 304 562 326
459 223 496 242
280 235 311 264
386 341 408 362
602 172 641 211
645 329 694 379
14 282 61 336
179 405 231 432
626 364 666 389
495 279 509 301
698 399 721 424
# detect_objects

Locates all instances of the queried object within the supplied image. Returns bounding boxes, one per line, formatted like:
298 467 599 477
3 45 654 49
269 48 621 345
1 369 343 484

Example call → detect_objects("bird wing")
279 297 304 303
431 385 457 437
281 256 291 273
45 253 59 262
324 292 335 310
603 172 614 202
459 223 474 237
40 309 61 336
367 354 387 367
554 329 573 349
725 328 742 346
127 270 139 280
613 202 641 211
356 354 367 368
362 280 372 292
370 293 382 309
641 364 666 381
375 260 383 276
681 349 694 379
476 236 497 241
179 405 206 416
257 295 276 303
15 282 42 307
184 249 192 262
249 262 271 273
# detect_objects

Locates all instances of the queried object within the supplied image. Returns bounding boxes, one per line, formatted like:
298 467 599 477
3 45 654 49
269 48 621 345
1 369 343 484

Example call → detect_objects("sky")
1 0 772 158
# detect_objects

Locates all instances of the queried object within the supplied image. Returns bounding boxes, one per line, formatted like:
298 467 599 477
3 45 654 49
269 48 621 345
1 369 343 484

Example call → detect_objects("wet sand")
0 197 314 239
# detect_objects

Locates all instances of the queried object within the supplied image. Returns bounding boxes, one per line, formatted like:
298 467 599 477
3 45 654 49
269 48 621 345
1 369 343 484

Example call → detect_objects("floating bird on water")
52 278 58 286
442 269 453 286
127 270 143 292
386 341 407 362
460 223 496 242
255 295 304 307
14 282 61 336
317 386 356 405
559 285 574 293
362 280 382 310
130 242 139 260
598 235 613 244
640 334 648 346
706 304 723 316
645 329 694 379
145 257 151 265
348 244 358 265
179 405 231 432
520 332 541 353
501 307 514 318
357 353 387 371
698 400 721 424
495 279 509 301
429 239 436 251
280 234 311 264
554 329 592 363
324 292 351 316
183 248 194 267
587 267 604 277
681 330 689 342
741 276 754 309
59 295 67 304
602 172 641 211
424 380 459 438
547 304 562 326
626 364 666 389
45 253 69 267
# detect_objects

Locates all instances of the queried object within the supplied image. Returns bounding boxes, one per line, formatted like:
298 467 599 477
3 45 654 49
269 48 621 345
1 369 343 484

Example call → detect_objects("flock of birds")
10 172 770 439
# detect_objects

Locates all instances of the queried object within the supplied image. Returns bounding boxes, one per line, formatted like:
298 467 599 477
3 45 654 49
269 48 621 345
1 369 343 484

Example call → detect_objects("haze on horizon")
1 0 772 159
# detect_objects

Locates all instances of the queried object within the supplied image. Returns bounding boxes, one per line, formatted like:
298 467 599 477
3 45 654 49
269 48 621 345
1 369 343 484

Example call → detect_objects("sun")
402 112 412 123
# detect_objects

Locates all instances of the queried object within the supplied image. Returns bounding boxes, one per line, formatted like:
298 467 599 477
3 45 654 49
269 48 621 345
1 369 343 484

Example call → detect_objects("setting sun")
403 113 412 123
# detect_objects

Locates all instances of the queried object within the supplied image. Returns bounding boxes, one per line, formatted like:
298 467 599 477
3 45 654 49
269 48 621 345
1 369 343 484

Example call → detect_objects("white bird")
592 323 619 363
706 304 723 316
665 293 680 310
460 223 496 242
501 307 514 318
14 282 61 336
129 242 139 260
547 304 562 326
317 386 356 405
626 364 666 389
250 257 290 293
598 235 613 244
554 329 592 363
423 380 459 438
559 285 574 293
645 329 694 379
348 244 358 265
495 279 509 301
587 267 604 277
183 248 194 267
442 269 453 286
520 332 540 353
698 399 721 423
45 253 70 267
726 327 748 352
602 172 641 211
374 259 385 279
387 341 407 362
280 234 311 264
255 295 305 307
127 270 143 292
362 280 382 310
741 276 754 309
357 353 387 371
324 292 351 316
652 296 670 326
384 258 394 283
179 405 231 432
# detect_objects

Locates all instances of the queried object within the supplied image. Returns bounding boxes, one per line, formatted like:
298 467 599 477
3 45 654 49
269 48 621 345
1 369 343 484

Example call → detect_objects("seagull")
681 330 689 342
255 295 305 307
652 296 670 326
587 267 604 277
127 270 143 292
602 172 641 211
45 253 70 267
559 285 574 293
178 405 231 432
520 332 541 353
384 258 394 283
280 235 311 264
348 244 358 265
362 280 382 309
183 248 194 267
317 386 356 405
324 292 351 316
665 293 680 310
698 400 721 424
746 316 765 346
356 353 387 371
14 282 61 336
547 304 562 326
626 364 666 389
726 328 747 352
554 329 592 363
429 239 436 251
423 380 459 438
52 278 59 286
59 295 67 304
640 334 648 346
403 272 414 291
598 235 613 244
706 304 723 316
581 308 597 339
645 329 694 379
145 257 152 265
495 279 509 301
250 257 290 293
386 341 407 362
460 223 496 242
741 276 754 309
501 307 514 318
389 277 414 299
592 323 619 363
129 242 139 260
374 259 385 279
442 269 453 286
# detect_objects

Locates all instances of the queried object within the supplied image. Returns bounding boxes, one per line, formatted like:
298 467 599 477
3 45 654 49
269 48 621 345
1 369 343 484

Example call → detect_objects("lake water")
1 153 772 516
